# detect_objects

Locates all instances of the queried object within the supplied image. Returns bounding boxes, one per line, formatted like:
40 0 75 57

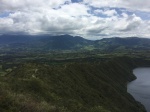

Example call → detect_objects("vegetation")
0 57 149 112
0 35 150 52
0 35 150 112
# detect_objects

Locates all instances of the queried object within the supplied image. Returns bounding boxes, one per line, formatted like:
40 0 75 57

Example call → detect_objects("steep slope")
0 57 147 112
40 35 93 50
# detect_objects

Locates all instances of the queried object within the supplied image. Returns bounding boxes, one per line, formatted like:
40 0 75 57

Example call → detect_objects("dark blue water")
127 68 150 112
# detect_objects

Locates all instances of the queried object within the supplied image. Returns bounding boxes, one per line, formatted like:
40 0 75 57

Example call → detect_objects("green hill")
94 37 150 52
0 35 150 52
0 57 147 112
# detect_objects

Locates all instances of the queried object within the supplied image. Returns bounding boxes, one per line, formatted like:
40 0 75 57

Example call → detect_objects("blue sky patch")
0 12 11 18
71 0 83 3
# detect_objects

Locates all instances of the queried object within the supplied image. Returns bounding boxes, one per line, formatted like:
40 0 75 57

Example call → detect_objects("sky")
0 0 150 39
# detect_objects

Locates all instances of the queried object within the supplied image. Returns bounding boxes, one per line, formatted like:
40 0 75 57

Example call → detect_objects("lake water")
127 68 150 112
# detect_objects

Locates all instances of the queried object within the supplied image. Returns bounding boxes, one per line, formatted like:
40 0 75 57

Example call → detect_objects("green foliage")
0 34 150 112
90 106 111 112
0 57 148 112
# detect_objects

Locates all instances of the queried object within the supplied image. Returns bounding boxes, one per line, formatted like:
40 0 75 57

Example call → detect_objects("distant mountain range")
0 35 150 52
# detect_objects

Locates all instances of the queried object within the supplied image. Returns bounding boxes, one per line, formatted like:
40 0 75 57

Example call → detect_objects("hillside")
0 35 150 52
94 37 150 52
0 57 148 112
0 35 92 51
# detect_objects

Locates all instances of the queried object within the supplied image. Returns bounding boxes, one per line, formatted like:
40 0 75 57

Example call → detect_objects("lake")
127 68 150 112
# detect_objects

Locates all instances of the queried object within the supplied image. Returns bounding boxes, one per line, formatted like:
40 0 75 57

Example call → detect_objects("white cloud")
83 0 119 8
0 0 150 39
83 0 150 12
0 0 71 12
103 10 117 16
60 3 89 17
114 14 142 31
94 9 117 17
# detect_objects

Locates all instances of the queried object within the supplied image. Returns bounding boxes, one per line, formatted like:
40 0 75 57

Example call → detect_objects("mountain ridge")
0 35 150 52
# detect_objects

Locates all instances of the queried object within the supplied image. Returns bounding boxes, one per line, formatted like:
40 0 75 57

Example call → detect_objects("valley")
0 35 150 112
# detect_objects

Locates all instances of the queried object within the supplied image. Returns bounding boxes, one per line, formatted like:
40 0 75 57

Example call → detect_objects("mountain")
40 35 93 50
94 37 150 52
0 35 150 52
0 35 92 51
0 57 148 112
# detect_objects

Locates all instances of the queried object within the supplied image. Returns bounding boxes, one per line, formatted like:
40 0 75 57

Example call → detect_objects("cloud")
58 3 89 17
0 0 150 39
94 9 117 17
114 14 142 31
0 0 71 12
83 0 150 12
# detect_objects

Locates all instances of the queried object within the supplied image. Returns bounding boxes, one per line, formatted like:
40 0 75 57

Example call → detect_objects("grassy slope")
0 57 147 112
